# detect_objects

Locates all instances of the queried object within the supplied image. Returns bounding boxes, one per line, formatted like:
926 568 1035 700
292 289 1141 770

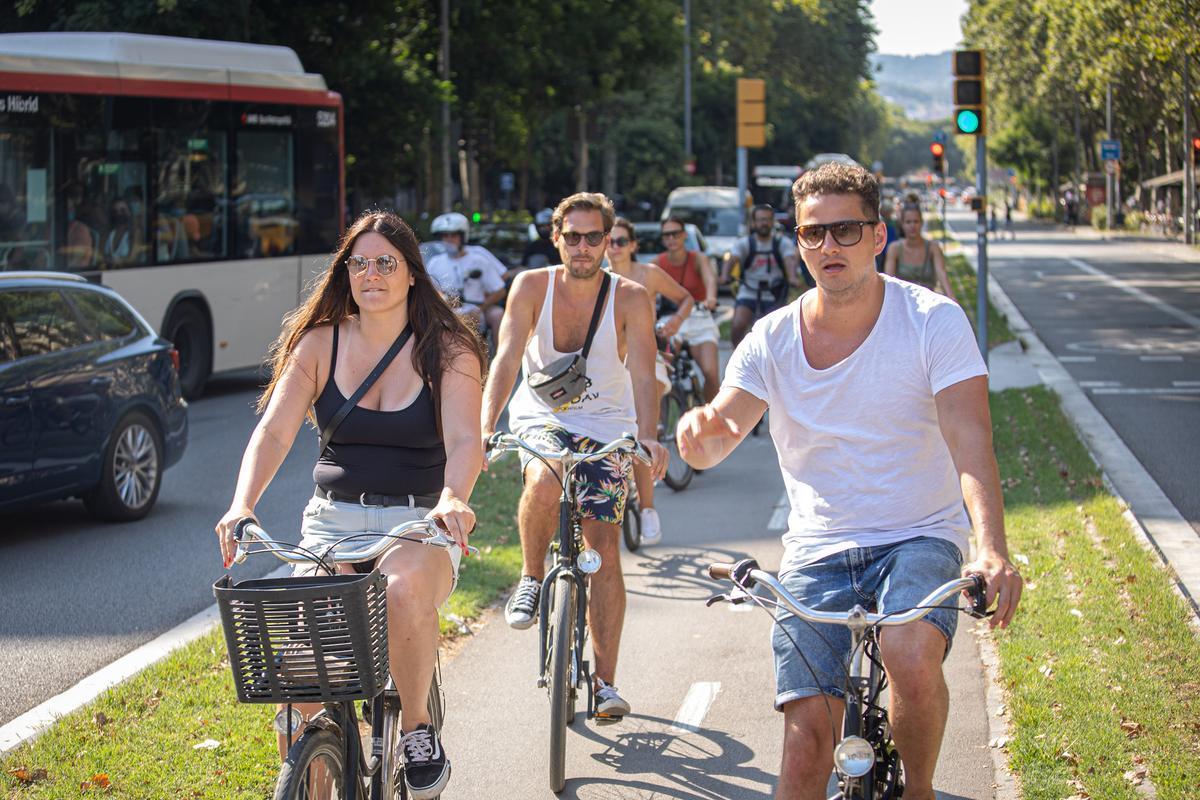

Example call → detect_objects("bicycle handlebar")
232 517 478 567
486 431 652 468
708 558 990 626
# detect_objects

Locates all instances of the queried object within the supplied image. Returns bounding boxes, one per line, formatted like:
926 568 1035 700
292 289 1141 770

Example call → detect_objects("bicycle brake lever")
965 574 995 618
705 588 752 607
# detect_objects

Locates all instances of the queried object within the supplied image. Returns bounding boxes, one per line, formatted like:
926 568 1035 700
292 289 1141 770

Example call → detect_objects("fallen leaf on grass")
1038 663 1055 679
1112 635 1126 646
1124 767 1148 785
1013 553 1030 566
193 738 222 750
1070 608 1084 618
94 712 109 728
80 773 111 791
7 766 49 784
1120 719 1145 738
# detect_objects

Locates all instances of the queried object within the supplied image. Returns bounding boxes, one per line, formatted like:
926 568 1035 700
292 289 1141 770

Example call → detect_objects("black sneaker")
400 723 450 799
505 575 541 630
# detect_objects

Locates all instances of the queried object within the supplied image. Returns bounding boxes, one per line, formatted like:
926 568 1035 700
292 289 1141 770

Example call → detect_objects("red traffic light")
1192 135 1200 151
930 142 945 157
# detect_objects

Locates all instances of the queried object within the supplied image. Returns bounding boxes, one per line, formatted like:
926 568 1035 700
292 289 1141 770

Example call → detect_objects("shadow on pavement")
623 545 756 602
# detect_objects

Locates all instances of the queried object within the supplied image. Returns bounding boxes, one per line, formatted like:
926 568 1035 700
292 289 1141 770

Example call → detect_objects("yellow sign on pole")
737 78 766 149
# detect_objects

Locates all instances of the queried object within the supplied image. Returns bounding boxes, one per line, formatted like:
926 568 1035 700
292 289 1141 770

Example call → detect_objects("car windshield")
671 208 740 238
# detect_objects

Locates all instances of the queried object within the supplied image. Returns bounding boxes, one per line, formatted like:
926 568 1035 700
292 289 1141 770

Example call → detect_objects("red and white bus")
0 32 344 396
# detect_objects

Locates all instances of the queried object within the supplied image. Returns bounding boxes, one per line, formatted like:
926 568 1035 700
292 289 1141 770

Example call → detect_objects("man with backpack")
721 204 807 348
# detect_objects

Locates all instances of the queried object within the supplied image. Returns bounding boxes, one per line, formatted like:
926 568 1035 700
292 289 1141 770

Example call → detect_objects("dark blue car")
0 272 188 521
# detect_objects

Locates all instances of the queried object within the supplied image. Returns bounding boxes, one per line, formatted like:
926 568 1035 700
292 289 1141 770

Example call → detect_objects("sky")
869 0 967 56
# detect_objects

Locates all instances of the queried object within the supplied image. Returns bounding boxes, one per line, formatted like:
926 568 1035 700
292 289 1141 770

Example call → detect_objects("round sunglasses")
345 254 400 276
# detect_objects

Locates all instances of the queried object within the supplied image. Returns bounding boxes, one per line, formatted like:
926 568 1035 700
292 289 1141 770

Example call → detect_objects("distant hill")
870 52 953 121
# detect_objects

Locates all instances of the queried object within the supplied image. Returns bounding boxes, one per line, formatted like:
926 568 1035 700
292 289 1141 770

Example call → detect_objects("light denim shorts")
299 494 462 590
771 536 963 710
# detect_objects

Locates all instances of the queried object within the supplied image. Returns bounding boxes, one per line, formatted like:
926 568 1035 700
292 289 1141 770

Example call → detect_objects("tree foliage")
6 0 889 215
962 0 1200 201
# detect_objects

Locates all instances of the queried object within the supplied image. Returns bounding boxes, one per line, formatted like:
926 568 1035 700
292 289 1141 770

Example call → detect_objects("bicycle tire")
372 693 404 800
548 577 576 793
660 391 694 491
622 492 641 552
274 727 353 800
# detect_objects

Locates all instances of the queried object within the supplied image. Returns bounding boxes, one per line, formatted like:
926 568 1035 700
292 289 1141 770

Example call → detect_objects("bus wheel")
165 303 212 400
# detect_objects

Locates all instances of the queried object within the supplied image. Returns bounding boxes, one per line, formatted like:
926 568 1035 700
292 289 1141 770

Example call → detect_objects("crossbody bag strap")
580 271 612 359
319 324 414 454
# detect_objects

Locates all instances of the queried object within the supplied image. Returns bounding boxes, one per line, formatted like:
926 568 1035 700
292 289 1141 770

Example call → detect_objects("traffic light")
953 50 985 135
930 142 945 173
737 78 766 149
1192 132 1200 164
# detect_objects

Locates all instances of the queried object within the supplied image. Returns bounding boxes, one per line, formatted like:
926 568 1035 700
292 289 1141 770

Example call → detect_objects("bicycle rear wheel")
547 577 577 793
660 390 694 491
275 727 353 800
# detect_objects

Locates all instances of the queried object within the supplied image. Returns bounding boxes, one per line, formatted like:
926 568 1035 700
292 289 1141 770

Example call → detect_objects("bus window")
235 128 296 259
295 108 339 254
155 130 228 263
0 125 53 270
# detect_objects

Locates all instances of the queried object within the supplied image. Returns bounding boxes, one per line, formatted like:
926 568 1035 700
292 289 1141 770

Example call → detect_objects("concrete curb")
0 565 289 757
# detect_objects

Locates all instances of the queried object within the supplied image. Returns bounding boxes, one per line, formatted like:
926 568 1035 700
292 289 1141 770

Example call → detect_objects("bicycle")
622 477 642 552
485 430 650 793
656 328 705 491
706 558 991 800
214 518 477 800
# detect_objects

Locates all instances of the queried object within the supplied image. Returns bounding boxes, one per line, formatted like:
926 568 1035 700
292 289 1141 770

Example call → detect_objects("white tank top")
508 268 636 443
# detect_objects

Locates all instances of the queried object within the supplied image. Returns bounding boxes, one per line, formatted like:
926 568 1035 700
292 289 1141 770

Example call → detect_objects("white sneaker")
640 508 662 545
594 678 631 719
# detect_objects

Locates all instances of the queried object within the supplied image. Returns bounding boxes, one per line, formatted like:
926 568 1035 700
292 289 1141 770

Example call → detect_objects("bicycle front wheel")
275 727 352 800
548 577 577 793
660 391 694 491
622 492 641 552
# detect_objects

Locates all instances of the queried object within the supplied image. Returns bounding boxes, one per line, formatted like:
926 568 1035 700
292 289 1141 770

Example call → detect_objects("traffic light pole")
976 134 989 364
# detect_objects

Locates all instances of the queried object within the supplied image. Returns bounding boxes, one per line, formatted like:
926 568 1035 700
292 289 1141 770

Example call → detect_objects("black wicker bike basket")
213 570 389 704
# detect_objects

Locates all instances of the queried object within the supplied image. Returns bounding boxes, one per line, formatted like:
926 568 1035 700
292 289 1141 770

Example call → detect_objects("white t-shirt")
426 245 506 305
724 274 987 574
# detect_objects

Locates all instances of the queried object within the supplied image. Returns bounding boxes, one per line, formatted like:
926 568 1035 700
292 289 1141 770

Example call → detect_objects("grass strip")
989 387 1200 799
1 457 524 799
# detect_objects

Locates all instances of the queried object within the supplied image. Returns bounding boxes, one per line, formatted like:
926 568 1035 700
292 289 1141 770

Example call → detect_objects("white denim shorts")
299 494 462 590
678 307 720 346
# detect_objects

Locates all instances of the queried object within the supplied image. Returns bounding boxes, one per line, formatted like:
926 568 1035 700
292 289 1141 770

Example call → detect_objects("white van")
661 185 750 262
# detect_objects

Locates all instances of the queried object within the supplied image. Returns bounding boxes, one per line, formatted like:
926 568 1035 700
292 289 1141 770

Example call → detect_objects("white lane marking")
1079 381 1122 388
1091 387 1200 396
1059 291 1077 301
1059 355 1097 363
0 564 290 756
1139 355 1183 362
767 491 789 531
1174 381 1200 387
1066 258 1200 330
670 682 721 733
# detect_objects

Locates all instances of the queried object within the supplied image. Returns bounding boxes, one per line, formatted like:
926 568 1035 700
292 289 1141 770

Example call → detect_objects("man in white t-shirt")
677 162 1022 800
426 212 507 334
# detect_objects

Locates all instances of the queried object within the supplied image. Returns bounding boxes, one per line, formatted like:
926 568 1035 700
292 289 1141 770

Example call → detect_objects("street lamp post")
683 0 692 163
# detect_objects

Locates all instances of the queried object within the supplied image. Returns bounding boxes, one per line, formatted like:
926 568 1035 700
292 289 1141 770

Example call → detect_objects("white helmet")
431 212 470 237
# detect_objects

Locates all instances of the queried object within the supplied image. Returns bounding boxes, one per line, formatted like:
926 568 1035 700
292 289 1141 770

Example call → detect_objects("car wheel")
83 410 163 522
165 302 212 400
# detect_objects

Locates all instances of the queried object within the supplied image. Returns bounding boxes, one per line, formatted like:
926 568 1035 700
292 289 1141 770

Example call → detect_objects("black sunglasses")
610 236 633 248
796 220 879 250
561 230 606 247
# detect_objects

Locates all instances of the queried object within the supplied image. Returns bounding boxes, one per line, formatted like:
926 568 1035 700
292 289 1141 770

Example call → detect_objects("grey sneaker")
504 576 541 630
594 677 631 720
640 508 662 545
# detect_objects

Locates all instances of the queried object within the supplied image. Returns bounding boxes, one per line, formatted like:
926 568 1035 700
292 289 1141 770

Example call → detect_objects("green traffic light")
956 109 981 135
472 212 482 223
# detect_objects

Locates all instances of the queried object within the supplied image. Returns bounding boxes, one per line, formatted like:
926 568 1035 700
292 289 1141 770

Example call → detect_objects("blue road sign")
1100 139 1121 161
499 172 515 192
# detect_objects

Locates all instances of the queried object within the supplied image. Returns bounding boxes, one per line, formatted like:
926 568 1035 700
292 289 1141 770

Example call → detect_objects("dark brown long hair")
257 211 487 425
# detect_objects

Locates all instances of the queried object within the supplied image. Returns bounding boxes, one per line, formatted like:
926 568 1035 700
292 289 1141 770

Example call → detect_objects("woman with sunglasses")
654 217 721 403
606 216 694 545
882 201 959 302
215 210 487 799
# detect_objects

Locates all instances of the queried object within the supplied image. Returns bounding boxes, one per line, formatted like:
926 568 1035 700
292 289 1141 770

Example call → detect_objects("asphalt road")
0 371 315 726
946 211 1200 535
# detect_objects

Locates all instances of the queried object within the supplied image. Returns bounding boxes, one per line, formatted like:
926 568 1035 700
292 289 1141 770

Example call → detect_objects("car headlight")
833 736 874 777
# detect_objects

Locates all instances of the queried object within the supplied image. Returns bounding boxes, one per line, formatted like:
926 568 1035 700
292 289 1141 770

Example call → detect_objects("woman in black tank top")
215 211 487 790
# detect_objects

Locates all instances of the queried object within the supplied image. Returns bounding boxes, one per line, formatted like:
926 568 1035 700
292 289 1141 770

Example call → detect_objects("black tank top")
312 325 446 496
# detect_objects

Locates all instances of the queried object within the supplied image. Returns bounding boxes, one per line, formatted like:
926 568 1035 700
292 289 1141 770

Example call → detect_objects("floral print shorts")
516 424 632 526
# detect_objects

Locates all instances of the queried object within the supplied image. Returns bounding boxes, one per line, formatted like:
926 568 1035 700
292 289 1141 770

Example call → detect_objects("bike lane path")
439 405 1003 799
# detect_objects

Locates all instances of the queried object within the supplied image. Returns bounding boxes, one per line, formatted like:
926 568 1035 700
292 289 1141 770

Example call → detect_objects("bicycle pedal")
593 713 624 726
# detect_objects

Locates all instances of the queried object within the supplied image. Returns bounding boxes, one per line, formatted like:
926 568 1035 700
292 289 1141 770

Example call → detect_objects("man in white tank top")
677 163 1023 800
482 192 668 720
